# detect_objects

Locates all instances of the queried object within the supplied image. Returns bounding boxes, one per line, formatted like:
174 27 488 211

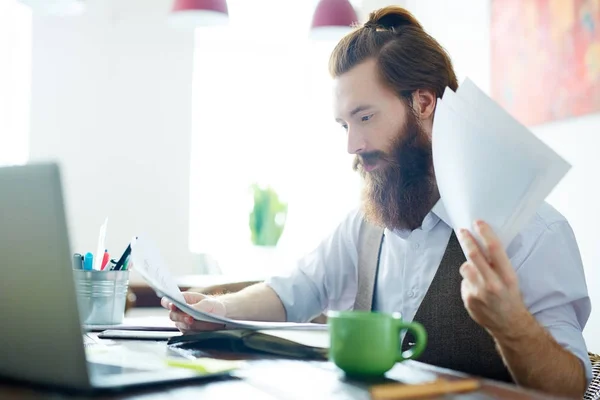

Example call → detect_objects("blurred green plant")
248 184 287 247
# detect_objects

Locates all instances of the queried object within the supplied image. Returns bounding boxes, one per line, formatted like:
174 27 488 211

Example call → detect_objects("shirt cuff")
264 269 323 323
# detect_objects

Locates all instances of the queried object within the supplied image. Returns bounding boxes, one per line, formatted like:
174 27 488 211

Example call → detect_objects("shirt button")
413 243 420 250
407 290 415 298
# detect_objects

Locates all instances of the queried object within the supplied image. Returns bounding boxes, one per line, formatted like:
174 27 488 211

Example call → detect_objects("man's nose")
347 127 366 154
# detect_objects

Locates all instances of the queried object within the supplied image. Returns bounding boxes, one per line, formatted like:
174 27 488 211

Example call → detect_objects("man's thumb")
194 298 226 316
182 291 207 304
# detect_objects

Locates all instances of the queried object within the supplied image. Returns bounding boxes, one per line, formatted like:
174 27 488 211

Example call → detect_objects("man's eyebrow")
349 105 373 117
335 105 373 123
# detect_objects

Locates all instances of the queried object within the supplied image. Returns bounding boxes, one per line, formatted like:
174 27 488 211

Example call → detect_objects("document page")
432 78 571 250
131 236 326 331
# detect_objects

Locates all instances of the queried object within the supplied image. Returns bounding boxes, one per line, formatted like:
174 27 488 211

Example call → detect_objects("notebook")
168 328 329 360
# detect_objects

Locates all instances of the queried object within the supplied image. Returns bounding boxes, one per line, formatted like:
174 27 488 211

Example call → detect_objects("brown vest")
353 219 513 383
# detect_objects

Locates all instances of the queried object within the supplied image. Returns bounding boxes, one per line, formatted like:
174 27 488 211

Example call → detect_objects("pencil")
370 378 480 399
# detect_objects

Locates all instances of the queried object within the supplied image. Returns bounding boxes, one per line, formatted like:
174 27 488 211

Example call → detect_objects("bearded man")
162 6 591 397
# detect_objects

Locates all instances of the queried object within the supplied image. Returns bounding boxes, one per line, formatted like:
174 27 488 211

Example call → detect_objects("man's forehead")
333 61 380 114
334 60 379 93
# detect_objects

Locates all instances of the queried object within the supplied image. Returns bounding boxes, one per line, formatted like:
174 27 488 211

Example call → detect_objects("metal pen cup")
73 269 129 326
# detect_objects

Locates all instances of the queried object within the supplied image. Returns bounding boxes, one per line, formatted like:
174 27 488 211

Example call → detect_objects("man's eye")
341 124 348 131
361 114 373 122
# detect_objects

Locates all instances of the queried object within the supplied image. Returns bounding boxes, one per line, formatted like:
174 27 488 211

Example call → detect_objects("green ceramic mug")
327 311 427 377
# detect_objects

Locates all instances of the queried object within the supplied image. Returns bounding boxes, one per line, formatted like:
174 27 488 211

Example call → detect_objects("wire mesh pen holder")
73 269 129 326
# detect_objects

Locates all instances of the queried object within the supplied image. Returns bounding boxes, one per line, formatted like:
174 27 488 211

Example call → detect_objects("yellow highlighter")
165 357 244 374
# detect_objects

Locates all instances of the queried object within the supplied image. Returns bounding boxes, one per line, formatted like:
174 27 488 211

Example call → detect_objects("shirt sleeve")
264 208 363 323
512 220 592 384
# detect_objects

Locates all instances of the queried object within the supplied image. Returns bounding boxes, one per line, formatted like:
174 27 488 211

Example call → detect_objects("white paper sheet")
130 236 327 331
130 236 187 304
432 78 571 251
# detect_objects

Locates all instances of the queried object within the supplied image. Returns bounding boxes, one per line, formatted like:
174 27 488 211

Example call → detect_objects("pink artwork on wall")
491 0 600 126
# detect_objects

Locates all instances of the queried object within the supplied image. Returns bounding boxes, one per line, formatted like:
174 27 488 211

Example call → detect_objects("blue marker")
83 252 94 270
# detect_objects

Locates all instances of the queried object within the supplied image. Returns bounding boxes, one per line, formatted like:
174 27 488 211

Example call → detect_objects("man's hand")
457 220 529 338
457 220 587 397
161 283 287 333
160 292 226 334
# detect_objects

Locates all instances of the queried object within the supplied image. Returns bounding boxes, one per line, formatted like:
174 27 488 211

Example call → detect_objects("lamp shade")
310 0 358 40
170 0 229 29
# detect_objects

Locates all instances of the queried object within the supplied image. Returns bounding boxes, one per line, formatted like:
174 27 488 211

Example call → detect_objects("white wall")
29 0 195 281
358 0 490 93
534 114 600 352
358 0 600 351
0 0 31 166
405 0 490 94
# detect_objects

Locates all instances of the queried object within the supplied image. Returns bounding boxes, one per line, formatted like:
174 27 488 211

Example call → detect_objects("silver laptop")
0 162 219 392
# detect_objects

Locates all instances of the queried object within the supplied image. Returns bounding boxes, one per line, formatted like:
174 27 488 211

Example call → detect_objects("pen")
72 253 84 270
114 244 131 271
83 252 93 270
100 249 109 270
105 259 116 271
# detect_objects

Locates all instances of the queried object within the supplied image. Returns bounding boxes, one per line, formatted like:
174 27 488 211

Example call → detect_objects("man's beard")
353 112 436 231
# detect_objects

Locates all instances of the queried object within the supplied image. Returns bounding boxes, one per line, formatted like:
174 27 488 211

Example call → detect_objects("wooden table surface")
0 332 567 400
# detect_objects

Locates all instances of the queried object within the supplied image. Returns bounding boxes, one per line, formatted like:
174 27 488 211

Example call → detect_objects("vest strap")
353 219 384 311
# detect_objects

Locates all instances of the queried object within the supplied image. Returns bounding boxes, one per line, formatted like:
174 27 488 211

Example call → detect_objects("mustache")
360 151 383 165
352 149 398 172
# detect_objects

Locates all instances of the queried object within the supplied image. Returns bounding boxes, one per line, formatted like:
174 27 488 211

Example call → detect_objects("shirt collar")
385 199 453 239
431 199 452 228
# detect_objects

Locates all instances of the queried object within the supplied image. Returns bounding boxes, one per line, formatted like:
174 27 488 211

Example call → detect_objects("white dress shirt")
265 200 592 381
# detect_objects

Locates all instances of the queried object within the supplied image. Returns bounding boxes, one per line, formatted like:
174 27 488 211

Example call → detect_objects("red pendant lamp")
170 0 229 29
310 0 358 40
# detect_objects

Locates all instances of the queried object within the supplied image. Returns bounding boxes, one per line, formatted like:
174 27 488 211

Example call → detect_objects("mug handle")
395 320 427 362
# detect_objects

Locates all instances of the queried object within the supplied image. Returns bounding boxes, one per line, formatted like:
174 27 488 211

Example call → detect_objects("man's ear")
411 89 436 121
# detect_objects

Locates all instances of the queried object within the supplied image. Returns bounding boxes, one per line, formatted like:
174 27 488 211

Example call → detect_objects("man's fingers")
168 301 220 323
161 297 180 312
175 322 188 331
458 229 498 284
171 312 224 333
169 310 191 324
160 297 170 309
460 262 478 283
168 297 226 334
187 320 226 332
474 220 515 282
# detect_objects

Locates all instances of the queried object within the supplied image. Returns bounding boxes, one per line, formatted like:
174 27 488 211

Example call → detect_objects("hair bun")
365 6 423 32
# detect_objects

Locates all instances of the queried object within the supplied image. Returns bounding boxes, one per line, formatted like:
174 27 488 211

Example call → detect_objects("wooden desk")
0 333 565 400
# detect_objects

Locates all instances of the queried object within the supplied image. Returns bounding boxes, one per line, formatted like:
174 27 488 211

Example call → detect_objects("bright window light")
189 0 362 276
